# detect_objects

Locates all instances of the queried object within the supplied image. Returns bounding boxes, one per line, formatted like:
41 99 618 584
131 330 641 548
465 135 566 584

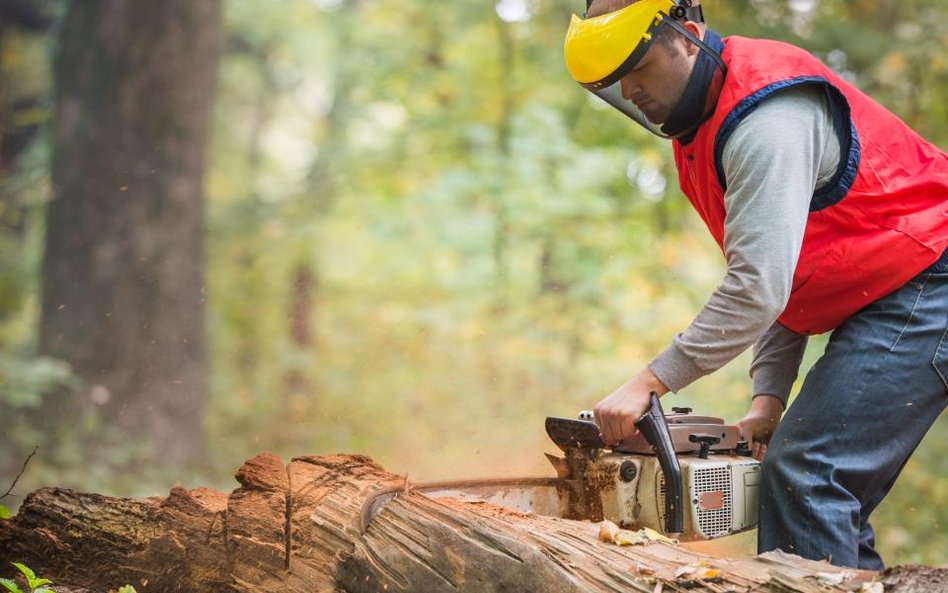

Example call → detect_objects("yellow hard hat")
564 0 676 89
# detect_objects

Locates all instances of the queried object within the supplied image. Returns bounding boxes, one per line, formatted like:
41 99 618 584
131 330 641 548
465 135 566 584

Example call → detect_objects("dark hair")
585 0 636 18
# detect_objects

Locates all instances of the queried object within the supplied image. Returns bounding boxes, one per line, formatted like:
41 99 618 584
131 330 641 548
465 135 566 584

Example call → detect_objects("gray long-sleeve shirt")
648 84 841 407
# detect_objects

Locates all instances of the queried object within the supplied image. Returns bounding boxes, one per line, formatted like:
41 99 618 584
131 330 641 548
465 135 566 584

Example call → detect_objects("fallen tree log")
0 453 941 592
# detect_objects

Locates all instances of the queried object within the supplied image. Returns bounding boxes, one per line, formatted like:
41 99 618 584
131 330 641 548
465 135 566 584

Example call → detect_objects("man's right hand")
737 394 784 461
593 367 669 447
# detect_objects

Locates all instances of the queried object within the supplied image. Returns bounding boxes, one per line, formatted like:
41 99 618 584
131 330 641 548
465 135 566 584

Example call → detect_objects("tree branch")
1 446 37 500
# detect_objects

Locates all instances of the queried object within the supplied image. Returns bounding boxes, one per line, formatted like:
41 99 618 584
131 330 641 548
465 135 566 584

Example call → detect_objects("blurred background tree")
0 0 944 565
38 0 221 468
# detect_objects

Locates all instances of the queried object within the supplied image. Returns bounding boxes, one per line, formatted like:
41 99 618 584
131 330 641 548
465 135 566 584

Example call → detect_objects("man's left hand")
736 394 784 461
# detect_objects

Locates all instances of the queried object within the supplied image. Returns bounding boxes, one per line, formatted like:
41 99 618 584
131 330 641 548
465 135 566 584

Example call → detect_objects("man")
563 0 948 569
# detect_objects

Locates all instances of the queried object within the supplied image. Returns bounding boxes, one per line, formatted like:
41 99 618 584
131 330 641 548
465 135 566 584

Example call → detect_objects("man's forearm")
649 271 787 392
750 321 808 407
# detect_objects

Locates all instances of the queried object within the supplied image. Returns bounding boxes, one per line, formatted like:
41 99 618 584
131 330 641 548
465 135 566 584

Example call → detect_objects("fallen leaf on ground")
675 561 721 580
598 520 677 546
617 527 676 546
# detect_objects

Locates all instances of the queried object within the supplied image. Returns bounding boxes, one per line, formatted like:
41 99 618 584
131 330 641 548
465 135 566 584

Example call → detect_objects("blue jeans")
758 249 948 569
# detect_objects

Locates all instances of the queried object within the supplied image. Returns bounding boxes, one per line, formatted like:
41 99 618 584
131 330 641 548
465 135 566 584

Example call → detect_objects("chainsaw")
362 393 760 541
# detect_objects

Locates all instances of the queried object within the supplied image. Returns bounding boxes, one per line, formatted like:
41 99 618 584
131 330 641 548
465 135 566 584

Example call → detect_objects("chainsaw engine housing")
547 398 762 540
583 451 760 540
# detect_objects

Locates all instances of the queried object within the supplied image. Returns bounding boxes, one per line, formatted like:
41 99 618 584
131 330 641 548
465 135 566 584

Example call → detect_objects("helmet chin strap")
662 17 725 73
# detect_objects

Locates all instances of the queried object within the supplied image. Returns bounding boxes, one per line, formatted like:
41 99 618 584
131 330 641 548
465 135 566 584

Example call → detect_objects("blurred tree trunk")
285 264 316 399
39 0 222 463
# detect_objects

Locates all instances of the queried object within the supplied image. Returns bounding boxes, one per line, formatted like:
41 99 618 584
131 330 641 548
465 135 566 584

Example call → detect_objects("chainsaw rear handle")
635 392 684 534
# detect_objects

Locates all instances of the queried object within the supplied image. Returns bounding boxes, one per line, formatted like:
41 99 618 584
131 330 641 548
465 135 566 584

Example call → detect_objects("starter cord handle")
635 392 684 534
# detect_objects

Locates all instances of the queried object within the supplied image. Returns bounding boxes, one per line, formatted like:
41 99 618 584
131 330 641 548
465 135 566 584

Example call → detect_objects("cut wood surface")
0 453 942 592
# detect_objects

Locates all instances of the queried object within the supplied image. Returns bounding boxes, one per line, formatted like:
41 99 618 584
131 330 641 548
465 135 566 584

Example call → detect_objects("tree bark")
39 0 221 463
1 453 934 593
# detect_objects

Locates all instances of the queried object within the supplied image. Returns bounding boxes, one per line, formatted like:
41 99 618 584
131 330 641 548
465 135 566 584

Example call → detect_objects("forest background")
1 0 945 566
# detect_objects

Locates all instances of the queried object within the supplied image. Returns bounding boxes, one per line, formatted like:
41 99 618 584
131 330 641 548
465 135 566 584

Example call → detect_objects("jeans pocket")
888 275 928 352
934 325 948 392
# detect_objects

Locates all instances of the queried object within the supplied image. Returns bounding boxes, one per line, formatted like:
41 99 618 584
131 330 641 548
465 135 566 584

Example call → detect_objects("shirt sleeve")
648 85 838 393
750 321 808 408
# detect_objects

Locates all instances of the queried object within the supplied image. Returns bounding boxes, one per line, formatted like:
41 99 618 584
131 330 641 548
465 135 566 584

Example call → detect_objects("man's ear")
681 21 705 56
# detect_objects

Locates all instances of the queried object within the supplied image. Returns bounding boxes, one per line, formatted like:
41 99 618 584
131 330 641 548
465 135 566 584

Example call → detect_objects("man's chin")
639 107 668 125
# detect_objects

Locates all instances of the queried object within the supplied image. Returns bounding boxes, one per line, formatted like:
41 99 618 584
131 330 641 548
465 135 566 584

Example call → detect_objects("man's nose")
620 75 638 100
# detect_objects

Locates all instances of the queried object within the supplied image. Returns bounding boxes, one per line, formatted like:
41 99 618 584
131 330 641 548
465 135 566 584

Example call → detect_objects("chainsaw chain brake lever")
635 392 684 535
545 416 606 451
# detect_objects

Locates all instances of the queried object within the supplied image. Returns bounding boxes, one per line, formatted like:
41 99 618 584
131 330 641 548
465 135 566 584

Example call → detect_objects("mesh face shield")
563 0 725 138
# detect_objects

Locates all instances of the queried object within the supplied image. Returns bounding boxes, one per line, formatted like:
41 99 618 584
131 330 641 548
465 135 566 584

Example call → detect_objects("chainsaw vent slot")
659 478 666 524
693 465 732 538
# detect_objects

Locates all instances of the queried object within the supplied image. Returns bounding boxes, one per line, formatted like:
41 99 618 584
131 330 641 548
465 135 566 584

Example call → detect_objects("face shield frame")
564 0 726 138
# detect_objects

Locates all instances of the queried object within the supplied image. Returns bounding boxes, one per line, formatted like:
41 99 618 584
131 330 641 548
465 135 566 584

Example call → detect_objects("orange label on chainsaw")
698 490 725 511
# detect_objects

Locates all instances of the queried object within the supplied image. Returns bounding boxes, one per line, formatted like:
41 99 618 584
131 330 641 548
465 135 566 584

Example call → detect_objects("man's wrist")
751 393 786 414
636 367 670 396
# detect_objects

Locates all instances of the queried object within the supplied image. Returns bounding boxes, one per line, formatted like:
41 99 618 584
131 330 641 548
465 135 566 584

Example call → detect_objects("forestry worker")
563 0 948 569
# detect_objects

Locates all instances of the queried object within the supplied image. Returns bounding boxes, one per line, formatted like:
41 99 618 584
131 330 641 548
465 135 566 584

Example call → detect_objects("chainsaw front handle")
635 392 684 534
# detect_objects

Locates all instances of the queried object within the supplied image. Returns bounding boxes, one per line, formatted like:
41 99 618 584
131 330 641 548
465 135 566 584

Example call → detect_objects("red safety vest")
674 36 948 335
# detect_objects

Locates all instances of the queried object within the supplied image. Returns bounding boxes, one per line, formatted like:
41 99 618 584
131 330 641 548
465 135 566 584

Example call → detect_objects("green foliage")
0 504 10 519
0 562 137 593
0 352 81 480
0 563 53 593
0 354 78 411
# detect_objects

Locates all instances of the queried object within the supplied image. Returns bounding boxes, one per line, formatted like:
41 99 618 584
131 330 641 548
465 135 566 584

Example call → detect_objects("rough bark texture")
2 453 939 593
39 0 221 463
